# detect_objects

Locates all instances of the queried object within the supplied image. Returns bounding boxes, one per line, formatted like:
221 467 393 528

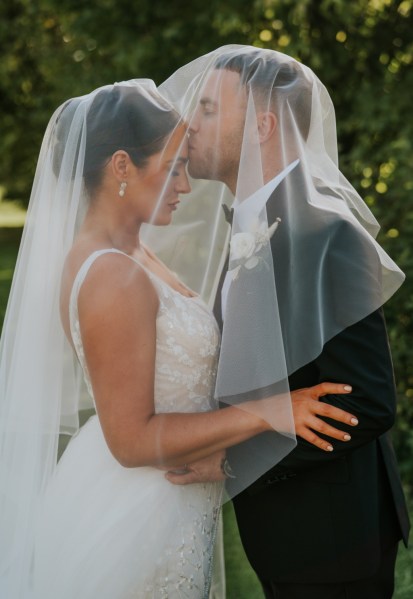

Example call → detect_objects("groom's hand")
165 450 227 485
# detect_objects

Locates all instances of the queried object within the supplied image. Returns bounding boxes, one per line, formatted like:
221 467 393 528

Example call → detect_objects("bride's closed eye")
167 156 189 176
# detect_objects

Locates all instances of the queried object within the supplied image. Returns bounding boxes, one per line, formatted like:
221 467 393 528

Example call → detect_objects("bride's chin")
150 213 173 227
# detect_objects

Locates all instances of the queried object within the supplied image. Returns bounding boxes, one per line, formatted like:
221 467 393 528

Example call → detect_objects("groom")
170 49 410 598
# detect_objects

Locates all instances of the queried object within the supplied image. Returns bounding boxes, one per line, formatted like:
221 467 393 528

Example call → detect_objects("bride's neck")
80 199 142 255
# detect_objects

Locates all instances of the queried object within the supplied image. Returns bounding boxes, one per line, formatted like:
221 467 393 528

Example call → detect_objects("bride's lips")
167 200 180 211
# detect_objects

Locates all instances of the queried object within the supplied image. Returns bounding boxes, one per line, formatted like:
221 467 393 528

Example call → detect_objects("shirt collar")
232 159 300 229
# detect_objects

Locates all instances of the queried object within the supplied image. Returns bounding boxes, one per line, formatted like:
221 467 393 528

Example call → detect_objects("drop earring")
119 181 127 197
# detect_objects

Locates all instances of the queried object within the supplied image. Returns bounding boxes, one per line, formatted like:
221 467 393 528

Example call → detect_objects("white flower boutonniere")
230 217 281 280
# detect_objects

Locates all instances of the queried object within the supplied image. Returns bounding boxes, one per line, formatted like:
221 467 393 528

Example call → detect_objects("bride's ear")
256 111 277 144
111 150 130 182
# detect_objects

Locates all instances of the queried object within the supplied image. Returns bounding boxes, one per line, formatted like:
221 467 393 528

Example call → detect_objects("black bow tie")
222 204 234 226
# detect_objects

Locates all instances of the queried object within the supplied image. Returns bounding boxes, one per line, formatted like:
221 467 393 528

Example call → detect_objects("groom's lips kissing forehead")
188 132 196 148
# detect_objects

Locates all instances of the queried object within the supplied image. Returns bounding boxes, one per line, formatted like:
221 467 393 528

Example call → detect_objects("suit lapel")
213 251 229 331
213 162 303 331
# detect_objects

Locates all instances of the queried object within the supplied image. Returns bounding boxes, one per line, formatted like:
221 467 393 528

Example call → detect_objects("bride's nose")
176 171 191 195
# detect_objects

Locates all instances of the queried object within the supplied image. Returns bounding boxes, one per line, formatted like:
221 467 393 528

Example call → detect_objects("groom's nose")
188 110 200 133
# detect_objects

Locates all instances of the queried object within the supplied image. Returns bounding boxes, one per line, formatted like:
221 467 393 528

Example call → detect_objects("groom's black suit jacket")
217 164 410 584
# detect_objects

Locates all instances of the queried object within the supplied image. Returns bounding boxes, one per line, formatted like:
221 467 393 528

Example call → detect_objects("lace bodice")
69 249 220 414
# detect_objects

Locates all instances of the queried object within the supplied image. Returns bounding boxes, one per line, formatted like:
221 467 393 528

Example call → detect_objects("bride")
0 81 358 598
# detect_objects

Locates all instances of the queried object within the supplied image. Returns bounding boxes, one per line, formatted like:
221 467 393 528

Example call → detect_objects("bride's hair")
52 85 180 195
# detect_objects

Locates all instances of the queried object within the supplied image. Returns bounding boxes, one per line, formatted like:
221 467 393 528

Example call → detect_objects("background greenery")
1 0 412 595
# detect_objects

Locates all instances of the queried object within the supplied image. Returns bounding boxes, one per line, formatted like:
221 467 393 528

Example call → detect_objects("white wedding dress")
32 249 224 599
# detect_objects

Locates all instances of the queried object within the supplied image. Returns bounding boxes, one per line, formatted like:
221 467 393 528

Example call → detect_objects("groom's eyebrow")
200 97 218 108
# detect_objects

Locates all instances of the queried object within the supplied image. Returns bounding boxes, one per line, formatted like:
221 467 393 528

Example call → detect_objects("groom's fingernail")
344 385 352 392
327 445 334 452
350 417 358 425
343 434 351 441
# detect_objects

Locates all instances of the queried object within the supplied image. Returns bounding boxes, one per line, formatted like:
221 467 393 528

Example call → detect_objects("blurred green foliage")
0 0 412 487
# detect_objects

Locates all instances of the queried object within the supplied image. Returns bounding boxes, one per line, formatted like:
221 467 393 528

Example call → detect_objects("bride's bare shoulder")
60 242 158 336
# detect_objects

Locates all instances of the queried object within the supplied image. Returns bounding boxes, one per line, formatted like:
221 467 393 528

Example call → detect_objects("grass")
223 502 263 598
0 221 412 597
0 198 26 228
0 227 22 330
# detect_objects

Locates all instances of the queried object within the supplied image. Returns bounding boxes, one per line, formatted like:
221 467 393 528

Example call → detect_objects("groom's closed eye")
200 98 218 115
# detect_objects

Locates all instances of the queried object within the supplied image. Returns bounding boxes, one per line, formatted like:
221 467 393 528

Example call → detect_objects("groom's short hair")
214 49 312 141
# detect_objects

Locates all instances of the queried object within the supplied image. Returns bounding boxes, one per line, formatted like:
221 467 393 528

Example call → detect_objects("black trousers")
260 541 399 599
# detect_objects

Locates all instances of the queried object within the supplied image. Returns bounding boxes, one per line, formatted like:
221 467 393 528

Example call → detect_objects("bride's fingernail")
343 434 351 441
344 385 352 391
351 417 358 425
327 445 334 451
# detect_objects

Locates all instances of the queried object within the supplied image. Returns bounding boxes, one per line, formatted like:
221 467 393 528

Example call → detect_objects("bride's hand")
292 382 358 452
164 450 227 485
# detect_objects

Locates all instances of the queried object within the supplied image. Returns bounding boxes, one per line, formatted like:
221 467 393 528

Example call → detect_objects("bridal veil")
0 46 405 597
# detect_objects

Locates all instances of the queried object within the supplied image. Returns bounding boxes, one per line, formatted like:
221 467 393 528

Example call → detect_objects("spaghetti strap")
69 249 127 311
68 249 130 398
68 250 128 340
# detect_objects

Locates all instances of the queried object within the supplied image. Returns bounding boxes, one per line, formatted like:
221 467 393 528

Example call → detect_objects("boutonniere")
230 218 281 280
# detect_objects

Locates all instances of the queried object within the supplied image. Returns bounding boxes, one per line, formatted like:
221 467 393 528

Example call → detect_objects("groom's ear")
256 111 277 144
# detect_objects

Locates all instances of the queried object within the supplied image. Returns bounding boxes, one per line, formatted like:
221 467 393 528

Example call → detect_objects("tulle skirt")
32 415 223 599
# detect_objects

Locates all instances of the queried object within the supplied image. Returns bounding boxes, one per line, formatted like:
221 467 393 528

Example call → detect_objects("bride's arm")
78 254 357 469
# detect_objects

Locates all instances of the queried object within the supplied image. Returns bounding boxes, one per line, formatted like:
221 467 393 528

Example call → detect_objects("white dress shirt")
221 159 299 320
